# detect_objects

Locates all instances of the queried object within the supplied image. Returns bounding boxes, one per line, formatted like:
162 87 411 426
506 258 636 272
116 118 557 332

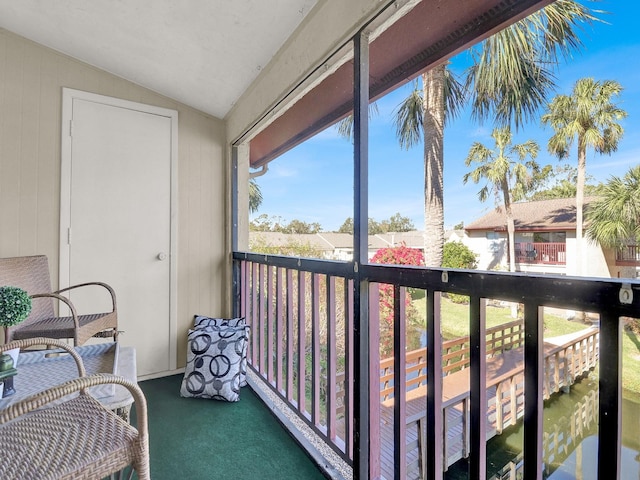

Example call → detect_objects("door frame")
60 87 179 373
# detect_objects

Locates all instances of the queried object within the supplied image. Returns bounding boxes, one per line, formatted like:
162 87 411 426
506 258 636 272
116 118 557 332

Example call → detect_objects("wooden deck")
374 327 599 480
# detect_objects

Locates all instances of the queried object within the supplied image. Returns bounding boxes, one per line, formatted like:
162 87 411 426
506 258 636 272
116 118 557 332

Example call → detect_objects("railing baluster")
369 283 381 479
286 269 294 403
327 275 337 441
251 262 258 367
267 265 274 383
393 285 407 479
258 263 266 377
312 273 321 426
297 270 306 414
276 267 284 392
426 290 443 480
346 278 354 458
469 296 487 480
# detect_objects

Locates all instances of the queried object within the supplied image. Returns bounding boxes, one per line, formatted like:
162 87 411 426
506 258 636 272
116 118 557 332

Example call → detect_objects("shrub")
442 242 478 304
371 244 424 356
442 241 478 269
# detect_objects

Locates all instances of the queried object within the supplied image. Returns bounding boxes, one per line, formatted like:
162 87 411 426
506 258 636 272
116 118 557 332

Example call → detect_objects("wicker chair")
0 255 118 346
0 338 149 480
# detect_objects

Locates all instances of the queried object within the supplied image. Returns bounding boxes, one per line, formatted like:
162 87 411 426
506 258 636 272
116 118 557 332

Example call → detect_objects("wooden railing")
378 319 525 401
616 244 640 265
233 251 637 480
405 327 600 473
515 242 566 265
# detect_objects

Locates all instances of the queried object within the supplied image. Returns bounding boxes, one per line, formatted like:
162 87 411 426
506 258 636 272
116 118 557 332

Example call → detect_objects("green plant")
442 241 478 269
0 286 32 327
442 241 478 303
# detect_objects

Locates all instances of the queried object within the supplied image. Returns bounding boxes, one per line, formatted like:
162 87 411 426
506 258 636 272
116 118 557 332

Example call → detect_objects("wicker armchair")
0 255 118 346
0 338 149 480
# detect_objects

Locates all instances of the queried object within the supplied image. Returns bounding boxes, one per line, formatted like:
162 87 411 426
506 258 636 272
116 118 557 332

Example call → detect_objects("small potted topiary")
0 286 32 397
0 286 32 329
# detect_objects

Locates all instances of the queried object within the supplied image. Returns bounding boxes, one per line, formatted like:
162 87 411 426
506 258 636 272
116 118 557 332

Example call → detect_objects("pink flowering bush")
370 244 424 357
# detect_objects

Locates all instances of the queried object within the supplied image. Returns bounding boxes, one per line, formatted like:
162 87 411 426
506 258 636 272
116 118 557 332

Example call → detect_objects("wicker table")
0 342 137 420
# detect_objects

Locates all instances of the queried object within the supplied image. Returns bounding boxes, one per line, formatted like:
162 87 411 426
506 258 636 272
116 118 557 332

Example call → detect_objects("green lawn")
412 293 586 339
411 294 640 394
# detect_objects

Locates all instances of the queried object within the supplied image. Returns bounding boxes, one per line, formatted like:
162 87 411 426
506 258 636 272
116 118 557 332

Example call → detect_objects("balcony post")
231 145 241 317
598 312 622 478
469 297 487 480
353 28 372 480
523 303 544 480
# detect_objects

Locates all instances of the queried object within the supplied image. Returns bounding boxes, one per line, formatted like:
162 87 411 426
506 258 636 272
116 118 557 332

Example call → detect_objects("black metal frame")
231 15 637 480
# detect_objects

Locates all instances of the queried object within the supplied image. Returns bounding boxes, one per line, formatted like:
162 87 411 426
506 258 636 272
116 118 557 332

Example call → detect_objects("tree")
393 0 598 267
249 214 321 233
586 165 640 251
394 65 464 268
379 213 415 233
463 126 541 272
542 78 627 274
283 219 322 234
529 165 602 200
249 179 262 214
338 217 354 234
337 213 415 234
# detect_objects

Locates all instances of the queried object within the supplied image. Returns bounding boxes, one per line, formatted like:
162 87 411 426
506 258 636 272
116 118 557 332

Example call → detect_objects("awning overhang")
249 0 553 168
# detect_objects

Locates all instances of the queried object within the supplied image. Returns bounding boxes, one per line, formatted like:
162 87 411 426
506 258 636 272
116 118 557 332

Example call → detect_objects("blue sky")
252 0 640 233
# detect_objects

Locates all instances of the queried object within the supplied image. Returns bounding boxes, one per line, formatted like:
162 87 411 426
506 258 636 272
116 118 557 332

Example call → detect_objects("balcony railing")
232 250 637 480
616 245 640 265
515 242 566 265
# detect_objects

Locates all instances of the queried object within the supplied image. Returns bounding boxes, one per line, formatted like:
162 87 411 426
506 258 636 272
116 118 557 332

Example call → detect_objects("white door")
60 89 177 378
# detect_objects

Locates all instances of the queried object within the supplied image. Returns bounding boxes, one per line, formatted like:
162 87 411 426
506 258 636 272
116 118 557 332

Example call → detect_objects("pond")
444 372 640 479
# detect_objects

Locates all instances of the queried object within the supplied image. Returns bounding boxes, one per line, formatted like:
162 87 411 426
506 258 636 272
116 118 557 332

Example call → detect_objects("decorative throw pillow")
192 315 249 388
180 325 249 402
193 315 246 329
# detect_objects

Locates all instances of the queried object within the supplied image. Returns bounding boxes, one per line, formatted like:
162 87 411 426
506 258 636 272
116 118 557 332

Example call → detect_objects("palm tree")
249 179 263 214
393 0 598 267
586 165 640 277
463 126 541 272
542 78 627 275
394 65 464 266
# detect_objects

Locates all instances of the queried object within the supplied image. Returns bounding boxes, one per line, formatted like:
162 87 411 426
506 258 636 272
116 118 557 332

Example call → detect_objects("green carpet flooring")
135 374 328 480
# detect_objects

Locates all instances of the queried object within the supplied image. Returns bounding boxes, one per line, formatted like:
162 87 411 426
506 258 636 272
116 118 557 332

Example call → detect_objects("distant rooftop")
465 197 596 232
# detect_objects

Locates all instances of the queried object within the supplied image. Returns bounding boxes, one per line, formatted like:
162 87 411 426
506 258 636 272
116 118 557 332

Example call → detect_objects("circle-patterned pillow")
180 325 249 402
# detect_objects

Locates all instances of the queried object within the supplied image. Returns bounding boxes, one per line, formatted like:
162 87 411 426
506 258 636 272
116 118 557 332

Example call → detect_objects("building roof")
375 231 425 248
465 197 596 232
249 231 334 252
249 230 427 251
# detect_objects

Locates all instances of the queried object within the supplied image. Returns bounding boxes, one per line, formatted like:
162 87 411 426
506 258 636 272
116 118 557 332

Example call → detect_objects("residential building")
463 197 629 278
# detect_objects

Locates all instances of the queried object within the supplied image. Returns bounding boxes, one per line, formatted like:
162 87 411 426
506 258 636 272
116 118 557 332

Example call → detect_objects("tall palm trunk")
422 65 446 267
575 139 586 276
501 178 516 272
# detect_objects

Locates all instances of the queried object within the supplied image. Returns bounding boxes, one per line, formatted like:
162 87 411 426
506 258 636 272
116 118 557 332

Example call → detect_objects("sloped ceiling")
0 0 317 119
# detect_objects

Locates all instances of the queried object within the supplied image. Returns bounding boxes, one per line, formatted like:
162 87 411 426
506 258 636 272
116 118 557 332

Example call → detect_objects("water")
444 374 640 479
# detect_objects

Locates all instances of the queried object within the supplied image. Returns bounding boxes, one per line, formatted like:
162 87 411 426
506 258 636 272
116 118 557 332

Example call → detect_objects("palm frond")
466 0 602 129
393 86 423 150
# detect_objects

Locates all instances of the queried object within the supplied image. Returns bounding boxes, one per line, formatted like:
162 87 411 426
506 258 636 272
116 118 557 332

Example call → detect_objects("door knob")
157 252 167 261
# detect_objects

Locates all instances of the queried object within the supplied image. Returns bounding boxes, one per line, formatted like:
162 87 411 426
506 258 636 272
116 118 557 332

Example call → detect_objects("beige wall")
226 0 404 142
0 28 228 367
